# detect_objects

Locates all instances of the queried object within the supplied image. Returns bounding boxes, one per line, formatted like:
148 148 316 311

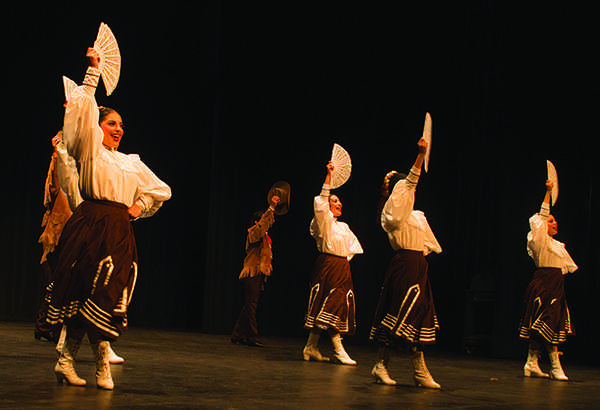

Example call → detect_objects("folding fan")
546 160 559 206
93 22 121 96
330 143 352 189
422 112 432 173
62 76 77 102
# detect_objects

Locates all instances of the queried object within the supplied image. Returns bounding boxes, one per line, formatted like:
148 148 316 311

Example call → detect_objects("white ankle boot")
410 350 440 389
523 348 549 378
303 330 330 362
549 351 568 381
55 338 87 386
372 347 396 385
92 341 114 390
108 343 125 364
372 361 397 385
330 333 356 366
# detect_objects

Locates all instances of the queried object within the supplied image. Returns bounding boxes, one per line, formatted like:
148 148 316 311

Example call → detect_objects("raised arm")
324 161 334 186
310 162 335 239
413 137 428 170
62 48 103 162
53 131 83 212
381 139 428 231
542 179 553 208
528 180 553 253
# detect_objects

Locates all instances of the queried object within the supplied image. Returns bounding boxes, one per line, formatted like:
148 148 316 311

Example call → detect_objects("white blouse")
527 202 577 274
381 166 442 256
62 67 171 218
310 184 363 260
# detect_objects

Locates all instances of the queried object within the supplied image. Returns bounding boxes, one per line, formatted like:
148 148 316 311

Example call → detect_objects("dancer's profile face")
329 195 342 217
547 214 558 236
100 112 123 150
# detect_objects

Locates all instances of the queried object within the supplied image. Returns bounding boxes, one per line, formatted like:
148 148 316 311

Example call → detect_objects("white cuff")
407 166 421 185
540 202 550 217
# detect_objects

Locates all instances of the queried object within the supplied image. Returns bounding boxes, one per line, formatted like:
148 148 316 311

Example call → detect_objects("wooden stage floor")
1 321 599 409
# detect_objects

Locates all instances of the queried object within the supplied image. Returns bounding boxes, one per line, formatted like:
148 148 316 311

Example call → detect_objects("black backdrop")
2 3 597 362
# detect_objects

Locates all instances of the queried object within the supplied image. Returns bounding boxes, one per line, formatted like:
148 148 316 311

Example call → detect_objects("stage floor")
1 321 599 409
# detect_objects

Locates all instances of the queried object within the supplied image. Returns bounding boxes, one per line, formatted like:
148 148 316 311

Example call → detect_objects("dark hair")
376 171 408 225
251 210 265 225
387 172 406 194
98 106 118 124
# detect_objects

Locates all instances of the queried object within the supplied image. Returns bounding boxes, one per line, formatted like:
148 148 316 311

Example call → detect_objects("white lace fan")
62 76 77 102
93 22 121 96
546 160 559 206
330 143 352 189
422 112 432 173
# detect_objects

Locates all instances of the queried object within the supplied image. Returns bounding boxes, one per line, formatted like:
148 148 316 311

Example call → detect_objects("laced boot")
302 330 330 362
92 341 114 390
55 325 67 358
330 333 356 366
523 348 549 378
410 350 441 389
549 351 568 381
54 338 87 386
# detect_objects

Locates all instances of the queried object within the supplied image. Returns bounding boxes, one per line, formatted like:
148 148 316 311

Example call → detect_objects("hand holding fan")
546 160 559 206
330 143 352 189
93 23 121 96
422 112 432 173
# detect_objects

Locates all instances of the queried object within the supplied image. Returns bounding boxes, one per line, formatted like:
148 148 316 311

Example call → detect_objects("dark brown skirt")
370 249 439 345
304 253 356 335
519 267 574 345
45 200 138 340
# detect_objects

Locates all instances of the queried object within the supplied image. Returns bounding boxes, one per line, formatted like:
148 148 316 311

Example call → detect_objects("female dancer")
47 47 171 389
303 161 363 365
38 131 125 364
370 138 442 388
519 179 577 381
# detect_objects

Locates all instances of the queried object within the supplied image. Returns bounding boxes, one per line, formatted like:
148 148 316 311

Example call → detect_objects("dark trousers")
231 275 264 343
34 262 60 340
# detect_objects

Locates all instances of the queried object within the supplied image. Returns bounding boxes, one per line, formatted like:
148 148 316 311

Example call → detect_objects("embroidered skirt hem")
370 249 439 345
304 253 356 335
45 200 138 340
519 267 574 345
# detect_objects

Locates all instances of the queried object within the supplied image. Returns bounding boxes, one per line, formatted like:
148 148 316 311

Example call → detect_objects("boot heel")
372 362 397 385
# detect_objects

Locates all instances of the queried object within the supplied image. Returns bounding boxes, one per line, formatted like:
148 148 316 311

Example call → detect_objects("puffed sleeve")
129 154 172 218
62 67 103 163
381 167 420 233
55 140 83 212
310 184 333 240
423 218 442 255
527 202 551 257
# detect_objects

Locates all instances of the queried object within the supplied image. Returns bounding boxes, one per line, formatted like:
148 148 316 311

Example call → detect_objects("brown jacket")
238 209 275 279
38 152 73 264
